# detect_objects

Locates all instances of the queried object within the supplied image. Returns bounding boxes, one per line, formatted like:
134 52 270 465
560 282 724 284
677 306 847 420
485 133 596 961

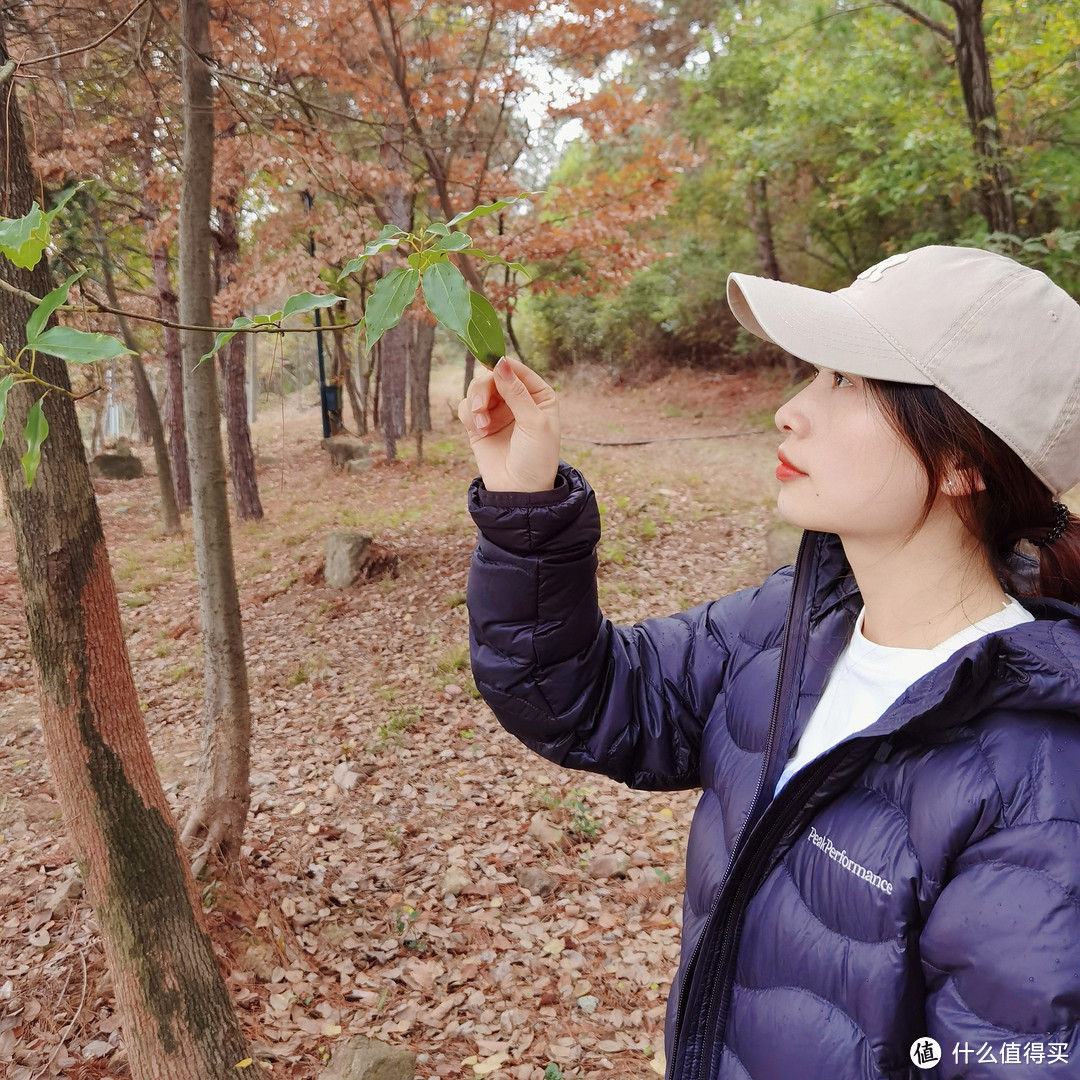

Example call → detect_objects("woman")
458 246 1080 1079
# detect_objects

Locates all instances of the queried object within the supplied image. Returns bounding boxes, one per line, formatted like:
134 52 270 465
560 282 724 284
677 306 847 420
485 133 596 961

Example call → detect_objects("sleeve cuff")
472 470 572 508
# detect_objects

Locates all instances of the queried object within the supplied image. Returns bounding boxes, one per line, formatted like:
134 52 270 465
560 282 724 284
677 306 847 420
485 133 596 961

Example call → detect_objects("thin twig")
20 0 150 66
31 949 87 1080
563 431 761 447
0 274 355 336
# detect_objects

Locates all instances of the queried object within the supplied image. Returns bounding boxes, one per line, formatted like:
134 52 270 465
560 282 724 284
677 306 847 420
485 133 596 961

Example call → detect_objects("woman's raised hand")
458 356 561 492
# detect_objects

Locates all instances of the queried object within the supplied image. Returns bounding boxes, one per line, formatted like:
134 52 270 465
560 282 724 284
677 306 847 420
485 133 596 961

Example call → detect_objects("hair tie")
1034 501 1071 548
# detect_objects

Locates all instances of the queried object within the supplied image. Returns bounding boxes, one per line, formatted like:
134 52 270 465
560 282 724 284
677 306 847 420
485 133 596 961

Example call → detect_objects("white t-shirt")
774 597 1034 795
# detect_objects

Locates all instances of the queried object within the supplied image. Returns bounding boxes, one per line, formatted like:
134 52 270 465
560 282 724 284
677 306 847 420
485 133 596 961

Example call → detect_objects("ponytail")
1033 507 1080 606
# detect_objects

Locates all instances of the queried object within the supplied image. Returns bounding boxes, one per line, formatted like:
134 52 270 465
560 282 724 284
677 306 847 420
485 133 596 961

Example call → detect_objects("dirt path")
0 359 787 1080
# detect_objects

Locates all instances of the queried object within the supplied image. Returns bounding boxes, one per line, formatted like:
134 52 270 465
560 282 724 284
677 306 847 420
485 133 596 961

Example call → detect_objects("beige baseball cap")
727 245 1080 494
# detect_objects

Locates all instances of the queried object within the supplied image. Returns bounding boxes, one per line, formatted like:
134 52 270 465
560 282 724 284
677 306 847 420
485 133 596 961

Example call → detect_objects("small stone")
576 995 599 1014
443 684 463 699
441 865 472 896
588 853 630 879
527 813 564 848
250 772 276 788
89 453 143 480
322 1035 416 1080
515 865 556 897
344 457 372 475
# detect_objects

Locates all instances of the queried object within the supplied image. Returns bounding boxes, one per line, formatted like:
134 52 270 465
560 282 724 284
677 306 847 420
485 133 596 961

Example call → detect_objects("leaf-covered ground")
0 359 788 1080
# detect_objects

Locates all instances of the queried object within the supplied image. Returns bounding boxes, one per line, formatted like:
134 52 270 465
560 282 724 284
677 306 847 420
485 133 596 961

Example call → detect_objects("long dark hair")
867 381 1080 606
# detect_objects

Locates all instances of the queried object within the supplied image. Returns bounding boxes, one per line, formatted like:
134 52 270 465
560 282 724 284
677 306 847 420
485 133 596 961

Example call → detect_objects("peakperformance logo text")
807 826 894 895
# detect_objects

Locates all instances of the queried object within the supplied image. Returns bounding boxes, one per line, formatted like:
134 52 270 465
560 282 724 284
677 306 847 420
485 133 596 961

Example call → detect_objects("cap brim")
727 273 934 386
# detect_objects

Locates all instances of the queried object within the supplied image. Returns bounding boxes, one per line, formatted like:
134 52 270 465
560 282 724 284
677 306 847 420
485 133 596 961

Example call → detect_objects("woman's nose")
774 388 806 434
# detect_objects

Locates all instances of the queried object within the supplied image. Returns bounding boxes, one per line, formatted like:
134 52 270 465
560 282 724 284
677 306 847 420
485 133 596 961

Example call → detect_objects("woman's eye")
832 371 854 388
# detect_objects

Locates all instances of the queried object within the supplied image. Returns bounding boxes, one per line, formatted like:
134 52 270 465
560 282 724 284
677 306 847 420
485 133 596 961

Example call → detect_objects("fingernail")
495 357 512 380
471 395 484 413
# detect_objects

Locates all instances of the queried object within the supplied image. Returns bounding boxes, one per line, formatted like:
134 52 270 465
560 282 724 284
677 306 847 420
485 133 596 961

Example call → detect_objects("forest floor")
0 357 791 1080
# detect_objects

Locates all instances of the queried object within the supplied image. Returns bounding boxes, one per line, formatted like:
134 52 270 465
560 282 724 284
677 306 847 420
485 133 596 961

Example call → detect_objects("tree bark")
88 202 182 535
149 239 192 513
0 31 248 1080
213 200 263 520
463 350 476 399
409 314 434 434
177 0 252 866
952 0 1015 235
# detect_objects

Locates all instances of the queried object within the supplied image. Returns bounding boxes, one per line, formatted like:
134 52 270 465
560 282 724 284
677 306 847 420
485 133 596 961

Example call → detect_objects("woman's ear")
941 468 986 496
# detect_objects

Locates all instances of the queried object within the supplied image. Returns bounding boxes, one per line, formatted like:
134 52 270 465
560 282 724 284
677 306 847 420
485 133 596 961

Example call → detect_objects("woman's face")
773 369 933 542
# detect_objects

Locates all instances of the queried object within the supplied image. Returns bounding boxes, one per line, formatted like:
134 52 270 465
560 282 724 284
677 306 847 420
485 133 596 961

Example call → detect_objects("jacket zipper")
666 531 816 1080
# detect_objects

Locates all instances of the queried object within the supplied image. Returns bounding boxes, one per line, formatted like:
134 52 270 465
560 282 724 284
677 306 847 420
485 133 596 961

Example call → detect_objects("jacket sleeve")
920 818 1080 1078
466 462 759 791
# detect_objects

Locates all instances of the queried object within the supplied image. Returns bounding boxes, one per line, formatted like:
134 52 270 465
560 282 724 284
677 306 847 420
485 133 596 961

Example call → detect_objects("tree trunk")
88 202 182 535
328 305 365 434
213 200 263 520
409 314 434 434
378 126 412 460
150 240 192 513
0 37 248 1080
177 0 252 865
952 0 1015 235
747 176 783 281
888 0 1015 236
463 350 476 399
133 374 153 444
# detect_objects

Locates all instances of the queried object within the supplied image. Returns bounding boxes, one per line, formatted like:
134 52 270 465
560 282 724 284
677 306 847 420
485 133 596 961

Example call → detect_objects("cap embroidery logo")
857 252 910 284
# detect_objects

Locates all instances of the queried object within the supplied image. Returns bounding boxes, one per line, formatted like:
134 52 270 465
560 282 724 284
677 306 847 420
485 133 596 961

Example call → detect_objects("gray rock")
345 457 372 475
89 453 144 480
323 437 370 471
325 532 373 588
766 520 803 571
322 1036 415 1080
576 995 599 1014
515 865 556 897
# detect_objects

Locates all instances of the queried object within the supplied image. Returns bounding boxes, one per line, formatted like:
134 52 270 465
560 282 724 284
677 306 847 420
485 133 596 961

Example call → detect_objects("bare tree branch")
882 0 953 41
19 0 150 65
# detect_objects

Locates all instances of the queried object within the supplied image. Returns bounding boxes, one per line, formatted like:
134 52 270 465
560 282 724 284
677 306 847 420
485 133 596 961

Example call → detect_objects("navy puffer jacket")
467 464 1080 1080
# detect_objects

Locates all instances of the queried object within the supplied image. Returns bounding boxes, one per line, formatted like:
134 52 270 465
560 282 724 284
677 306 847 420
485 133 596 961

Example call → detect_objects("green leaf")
433 232 472 252
200 316 255 363
21 396 48 488
0 203 50 270
446 192 535 229
459 291 505 369
0 375 14 453
421 262 470 338
280 292 340 320
424 222 451 236
26 271 85 342
462 248 531 279
43 185 83 226
27 325 132 364
407 251 424 270
364 267 419 352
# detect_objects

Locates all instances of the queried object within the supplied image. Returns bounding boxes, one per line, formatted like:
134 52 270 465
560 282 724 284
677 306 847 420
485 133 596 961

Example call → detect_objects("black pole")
304 190 331 439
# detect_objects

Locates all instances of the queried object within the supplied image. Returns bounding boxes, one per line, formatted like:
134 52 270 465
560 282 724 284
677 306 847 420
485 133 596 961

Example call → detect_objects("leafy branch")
0 191 533 487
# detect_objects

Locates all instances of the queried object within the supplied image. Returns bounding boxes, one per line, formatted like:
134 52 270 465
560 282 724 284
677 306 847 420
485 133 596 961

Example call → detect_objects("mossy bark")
0 23 249 1078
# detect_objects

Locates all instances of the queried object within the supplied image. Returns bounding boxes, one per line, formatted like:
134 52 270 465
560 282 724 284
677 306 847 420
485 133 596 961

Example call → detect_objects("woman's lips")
776 453 808 482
